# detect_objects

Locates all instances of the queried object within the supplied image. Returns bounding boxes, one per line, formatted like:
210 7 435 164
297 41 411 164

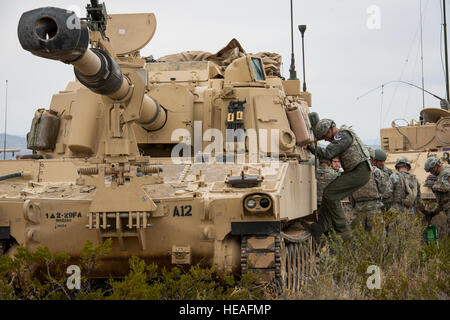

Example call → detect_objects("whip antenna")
288 0 298 80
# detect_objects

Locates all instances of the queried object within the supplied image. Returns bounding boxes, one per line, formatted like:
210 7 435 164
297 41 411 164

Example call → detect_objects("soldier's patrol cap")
313 119 335 140
424 156 442 172
374 149 387 161
395 157 411 170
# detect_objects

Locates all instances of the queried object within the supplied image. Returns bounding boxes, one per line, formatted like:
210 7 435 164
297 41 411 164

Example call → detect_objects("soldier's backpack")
400 174 418 208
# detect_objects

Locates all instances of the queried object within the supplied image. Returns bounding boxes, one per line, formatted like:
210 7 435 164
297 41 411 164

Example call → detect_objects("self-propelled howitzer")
1 1 319 291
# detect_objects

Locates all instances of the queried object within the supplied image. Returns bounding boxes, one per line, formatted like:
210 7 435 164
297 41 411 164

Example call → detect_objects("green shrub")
0 239 111 300
0 239 264 300
108 259 264 300
294 210 450 300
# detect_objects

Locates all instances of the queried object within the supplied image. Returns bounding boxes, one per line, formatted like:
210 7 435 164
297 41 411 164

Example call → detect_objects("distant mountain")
363 138 381 150
0 133 30 160
319 138 380 150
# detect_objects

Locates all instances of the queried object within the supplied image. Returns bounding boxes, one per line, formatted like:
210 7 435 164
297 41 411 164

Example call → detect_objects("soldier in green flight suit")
306 119 372 241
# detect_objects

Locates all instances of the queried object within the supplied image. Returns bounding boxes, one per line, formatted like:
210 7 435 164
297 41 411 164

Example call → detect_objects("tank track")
241 229 314 292
241 235 281 280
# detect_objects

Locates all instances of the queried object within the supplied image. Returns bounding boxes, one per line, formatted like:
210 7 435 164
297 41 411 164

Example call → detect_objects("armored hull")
1 158 315 285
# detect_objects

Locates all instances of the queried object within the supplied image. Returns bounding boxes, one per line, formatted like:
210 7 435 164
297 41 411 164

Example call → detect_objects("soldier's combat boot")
300 220 323 242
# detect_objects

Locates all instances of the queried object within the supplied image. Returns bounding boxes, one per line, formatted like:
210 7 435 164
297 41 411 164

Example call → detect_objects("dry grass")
285 210 449 300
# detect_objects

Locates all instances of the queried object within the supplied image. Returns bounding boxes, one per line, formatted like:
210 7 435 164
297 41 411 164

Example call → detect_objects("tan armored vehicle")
0 1 317 291
380 106 450 201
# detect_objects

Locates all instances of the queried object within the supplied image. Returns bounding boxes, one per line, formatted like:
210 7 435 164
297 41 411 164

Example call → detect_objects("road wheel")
280 240 287 290
304 239 311 282
288 244 298 293
293 243 301 292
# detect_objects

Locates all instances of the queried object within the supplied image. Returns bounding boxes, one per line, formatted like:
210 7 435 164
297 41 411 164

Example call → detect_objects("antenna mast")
443 0 450 102
419 0 425 109
299 25 307 91
288 0 298 80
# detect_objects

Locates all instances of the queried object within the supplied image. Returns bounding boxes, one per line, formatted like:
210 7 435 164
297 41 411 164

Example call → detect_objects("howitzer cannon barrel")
18 7 166 131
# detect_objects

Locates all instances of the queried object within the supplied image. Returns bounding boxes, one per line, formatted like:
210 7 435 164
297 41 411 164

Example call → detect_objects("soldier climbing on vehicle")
305 119 372 241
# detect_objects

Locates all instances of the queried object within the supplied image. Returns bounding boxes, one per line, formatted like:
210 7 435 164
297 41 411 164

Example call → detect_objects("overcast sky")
0 0 446 141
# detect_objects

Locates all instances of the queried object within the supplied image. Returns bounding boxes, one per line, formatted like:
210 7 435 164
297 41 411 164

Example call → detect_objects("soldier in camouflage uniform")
385 157 427 215
374 149 393 179
350 147 387 231
316 157 340 209
367 147 376 166
424 156 450 235
370 149 391 211
331 157 342 173
306 119 371 240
